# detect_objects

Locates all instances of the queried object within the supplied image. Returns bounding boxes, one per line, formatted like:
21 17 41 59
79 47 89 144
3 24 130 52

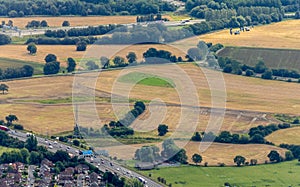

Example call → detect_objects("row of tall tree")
0 0 175 17
218 57 300 80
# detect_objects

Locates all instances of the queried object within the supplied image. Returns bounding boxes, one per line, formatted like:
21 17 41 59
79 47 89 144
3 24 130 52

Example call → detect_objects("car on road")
49 145 53 149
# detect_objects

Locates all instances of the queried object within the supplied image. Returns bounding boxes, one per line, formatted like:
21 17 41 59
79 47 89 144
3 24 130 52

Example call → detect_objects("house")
4 173 22 186
40 171 53 185
14 162 25 173
89 172 99 184
58 167 74 185
0 164 9 173
75 164 89 174
40 159 54 173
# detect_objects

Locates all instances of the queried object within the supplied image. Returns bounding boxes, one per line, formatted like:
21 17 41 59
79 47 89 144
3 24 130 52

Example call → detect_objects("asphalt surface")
8 130 162 187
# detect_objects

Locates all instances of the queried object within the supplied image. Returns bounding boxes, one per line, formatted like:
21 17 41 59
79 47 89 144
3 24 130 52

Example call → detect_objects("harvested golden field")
1 16 138 28
1 63 299 134
266 127 300 145
0 44 187 66
0 102 115 135
177 20 300 49
99 141 287 166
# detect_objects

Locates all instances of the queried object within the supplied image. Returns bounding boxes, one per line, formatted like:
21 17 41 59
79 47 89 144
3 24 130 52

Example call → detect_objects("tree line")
185 0 293 24
45 24 119 38
218 56 300 81
191 123 291 144
134 138 188 164
0 65 34 80
101 101 146 137
0 0 175 17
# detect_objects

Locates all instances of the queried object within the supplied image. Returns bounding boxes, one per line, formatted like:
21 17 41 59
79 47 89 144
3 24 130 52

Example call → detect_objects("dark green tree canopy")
44 54 57 63
158 124 168 136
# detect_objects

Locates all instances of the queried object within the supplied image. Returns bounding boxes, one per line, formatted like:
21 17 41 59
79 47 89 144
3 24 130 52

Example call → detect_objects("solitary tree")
0 83 9 94
126 52 137 64
268 150 281 162
62 20 70 27
5 114 18 126
234 155 246 166
192 153 202 165
27 42 37 54
66 57 76 72
158 124 168 136
76 41 87 51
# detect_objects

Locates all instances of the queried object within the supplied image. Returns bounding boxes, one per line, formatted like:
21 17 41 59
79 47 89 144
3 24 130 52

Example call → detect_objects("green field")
0 57 44 75
139 161 300 187
0 146 18 155
118 72 175 88
218 47 300 71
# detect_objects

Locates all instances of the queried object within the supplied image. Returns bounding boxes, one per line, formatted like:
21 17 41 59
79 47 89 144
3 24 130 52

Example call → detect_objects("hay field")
266 126 300 145
176 20 300 49
1 63 299 134
99 141 286 166
0 16 138 28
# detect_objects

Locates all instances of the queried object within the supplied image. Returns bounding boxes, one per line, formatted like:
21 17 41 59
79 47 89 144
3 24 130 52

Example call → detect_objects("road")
27 165 35 187
2 19 204 37
8 130 162 187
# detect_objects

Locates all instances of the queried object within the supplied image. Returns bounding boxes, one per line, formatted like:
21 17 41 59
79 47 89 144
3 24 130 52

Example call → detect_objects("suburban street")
8 130 162 187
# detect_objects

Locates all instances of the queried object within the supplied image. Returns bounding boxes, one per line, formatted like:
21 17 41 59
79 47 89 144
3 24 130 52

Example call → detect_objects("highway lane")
8 130 162 187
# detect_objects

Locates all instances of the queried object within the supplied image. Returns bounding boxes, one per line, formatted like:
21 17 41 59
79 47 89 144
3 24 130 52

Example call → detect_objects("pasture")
218 46 300 70
0 57 44 74
139 160 300 187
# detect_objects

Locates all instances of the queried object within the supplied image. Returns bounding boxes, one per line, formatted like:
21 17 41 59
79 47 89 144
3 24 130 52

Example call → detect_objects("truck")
0 125 9 131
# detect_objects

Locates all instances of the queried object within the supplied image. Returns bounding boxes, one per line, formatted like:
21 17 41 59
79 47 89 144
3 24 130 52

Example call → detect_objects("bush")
76 41 87 51
245 69 254 76
62 20 70 27
13 124 24 130
0 34 11 45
